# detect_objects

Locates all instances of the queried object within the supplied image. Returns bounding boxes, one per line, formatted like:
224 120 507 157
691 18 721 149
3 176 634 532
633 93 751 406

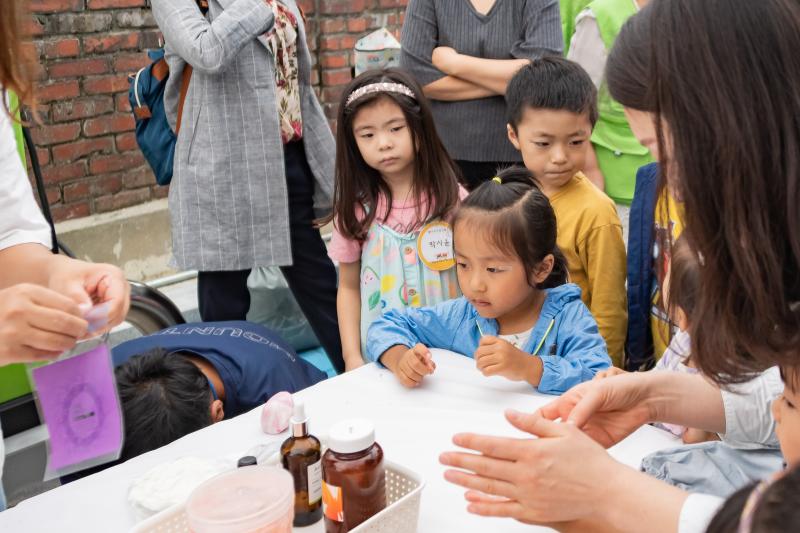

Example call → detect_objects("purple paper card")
31 343 123 471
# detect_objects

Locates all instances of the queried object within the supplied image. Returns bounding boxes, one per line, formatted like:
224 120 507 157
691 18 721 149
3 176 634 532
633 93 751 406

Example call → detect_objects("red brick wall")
26 0 407 222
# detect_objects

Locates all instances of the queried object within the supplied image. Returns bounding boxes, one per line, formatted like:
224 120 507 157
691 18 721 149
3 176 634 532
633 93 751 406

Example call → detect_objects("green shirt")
588 0 653 204
9 92 25 164
560 0 593 51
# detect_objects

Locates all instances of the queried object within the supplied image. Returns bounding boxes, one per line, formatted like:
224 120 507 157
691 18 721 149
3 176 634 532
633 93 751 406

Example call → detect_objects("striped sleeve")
400 0 446 87
511 0 564 59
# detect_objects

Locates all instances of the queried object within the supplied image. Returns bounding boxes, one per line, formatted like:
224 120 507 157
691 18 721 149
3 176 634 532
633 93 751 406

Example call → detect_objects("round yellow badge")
416 221 456 271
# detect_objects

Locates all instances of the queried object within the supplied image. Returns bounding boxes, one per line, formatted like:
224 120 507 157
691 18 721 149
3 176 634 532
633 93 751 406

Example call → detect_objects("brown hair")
779 366 800 396
452 166 568 290
0 0 37 116
320 68 461 241
706 466 800 533
607 0 800 384
666 235 700 325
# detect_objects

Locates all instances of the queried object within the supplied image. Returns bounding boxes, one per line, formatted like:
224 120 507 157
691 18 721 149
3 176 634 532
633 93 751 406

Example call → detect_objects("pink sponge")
261 391 294 434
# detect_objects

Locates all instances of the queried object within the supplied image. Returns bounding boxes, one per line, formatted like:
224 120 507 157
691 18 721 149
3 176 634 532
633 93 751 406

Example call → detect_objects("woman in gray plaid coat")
152 0 344 372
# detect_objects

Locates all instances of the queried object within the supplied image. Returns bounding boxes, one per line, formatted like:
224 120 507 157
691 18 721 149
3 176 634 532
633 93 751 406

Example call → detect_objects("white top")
654 330 692 372
0 97 52 490
566 1 641 89
498 328 533 350
0 350 679 532
0 102 51 252
678 367 783 532
721 366 782 449
679 493 725 533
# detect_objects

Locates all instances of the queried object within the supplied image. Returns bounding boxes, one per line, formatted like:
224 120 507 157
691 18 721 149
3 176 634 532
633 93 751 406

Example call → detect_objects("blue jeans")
0 481 6 512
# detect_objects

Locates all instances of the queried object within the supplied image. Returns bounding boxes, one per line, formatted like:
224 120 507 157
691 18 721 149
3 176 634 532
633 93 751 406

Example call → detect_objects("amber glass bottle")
281 401 323 527
322 419 386 533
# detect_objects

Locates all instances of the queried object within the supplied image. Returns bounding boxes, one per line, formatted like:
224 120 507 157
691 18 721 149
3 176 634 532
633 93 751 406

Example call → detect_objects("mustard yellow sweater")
548 173 628 365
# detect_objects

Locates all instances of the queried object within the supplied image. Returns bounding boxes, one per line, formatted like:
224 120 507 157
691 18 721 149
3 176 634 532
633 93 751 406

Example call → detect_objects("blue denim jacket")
366 283 611 394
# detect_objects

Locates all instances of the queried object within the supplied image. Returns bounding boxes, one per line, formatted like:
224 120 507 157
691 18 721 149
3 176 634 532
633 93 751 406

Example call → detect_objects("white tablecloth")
0 350 678 532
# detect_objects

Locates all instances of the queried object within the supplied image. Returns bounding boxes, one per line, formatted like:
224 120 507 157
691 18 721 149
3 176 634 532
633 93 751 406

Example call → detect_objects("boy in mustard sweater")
505 57 627 365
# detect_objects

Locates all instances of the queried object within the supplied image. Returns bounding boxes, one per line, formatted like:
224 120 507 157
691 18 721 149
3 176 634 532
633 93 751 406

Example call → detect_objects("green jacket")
589 0 653 204
560 0 593 51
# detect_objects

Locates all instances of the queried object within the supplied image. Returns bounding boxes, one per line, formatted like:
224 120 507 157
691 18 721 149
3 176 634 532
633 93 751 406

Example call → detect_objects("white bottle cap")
291 400 308 437
291 401 307 424
328 419 376 454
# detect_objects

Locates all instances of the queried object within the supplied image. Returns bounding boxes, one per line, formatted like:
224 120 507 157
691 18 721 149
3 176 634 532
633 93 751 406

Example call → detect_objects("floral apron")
359 221 460 350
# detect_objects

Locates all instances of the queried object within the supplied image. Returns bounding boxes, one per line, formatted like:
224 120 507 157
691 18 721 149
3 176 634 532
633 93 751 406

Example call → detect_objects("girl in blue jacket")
366 167 611 394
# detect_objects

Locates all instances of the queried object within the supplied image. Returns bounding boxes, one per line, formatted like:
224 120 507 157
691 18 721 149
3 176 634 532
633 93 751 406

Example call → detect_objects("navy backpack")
128 1 207 186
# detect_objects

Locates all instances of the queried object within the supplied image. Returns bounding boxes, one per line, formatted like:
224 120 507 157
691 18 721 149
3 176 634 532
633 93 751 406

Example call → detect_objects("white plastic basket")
130 461 425 533
351 461 424 533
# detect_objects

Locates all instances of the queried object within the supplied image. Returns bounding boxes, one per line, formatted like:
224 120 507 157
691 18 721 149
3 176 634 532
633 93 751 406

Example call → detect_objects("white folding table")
0 350 678 532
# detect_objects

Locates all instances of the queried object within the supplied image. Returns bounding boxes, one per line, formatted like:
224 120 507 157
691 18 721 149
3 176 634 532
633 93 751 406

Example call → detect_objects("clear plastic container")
185 465 294 533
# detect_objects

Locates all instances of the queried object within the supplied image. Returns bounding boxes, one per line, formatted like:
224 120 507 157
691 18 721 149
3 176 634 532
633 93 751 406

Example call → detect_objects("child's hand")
474 336 541 384
345 358 365 372
593 367 628 380
396 343 436 388
682 428 720 444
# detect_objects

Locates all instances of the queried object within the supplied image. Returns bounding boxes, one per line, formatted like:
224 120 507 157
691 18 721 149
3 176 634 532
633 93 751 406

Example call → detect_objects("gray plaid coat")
152 0 335 271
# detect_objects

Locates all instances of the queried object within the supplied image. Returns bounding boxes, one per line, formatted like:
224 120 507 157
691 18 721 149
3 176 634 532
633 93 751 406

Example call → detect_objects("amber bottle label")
308 460 322 505
322 481 344 523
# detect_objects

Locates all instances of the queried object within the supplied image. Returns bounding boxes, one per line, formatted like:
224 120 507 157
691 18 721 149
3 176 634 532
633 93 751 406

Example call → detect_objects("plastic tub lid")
328 419 376 454
186 465 294 533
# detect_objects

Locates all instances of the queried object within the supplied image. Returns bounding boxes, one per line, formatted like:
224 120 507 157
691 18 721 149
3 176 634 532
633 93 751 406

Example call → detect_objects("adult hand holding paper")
0 283 88 363
0 244 130 346
46 257 130 335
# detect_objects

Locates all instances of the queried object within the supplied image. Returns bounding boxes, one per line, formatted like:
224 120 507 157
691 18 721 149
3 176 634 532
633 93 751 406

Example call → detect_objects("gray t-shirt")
401 0 562 162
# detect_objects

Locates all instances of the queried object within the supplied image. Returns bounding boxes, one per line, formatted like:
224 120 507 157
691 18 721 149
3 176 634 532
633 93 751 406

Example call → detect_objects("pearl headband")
345 82 416 108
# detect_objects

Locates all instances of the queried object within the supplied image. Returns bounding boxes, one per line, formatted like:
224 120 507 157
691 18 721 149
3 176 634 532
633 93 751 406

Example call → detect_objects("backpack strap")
175 0 206 133
21 121 60 255
175 65 193 134
132 0 204 132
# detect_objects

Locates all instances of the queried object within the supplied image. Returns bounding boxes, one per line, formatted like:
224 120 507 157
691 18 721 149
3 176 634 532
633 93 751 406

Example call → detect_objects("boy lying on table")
113 321 327 460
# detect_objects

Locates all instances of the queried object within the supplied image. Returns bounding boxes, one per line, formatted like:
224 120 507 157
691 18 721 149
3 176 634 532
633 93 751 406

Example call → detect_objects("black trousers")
198 141 345 373
455 159 516 191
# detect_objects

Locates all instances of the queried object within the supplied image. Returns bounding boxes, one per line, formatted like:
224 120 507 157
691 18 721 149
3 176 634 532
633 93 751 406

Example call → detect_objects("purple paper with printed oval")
31 343 122 472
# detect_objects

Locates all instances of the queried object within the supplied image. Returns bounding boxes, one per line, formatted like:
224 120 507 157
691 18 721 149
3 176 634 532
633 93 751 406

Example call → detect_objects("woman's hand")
537 372 657 448
47 258 130 335
440 409 624 526
0 284 89 363
432 47 461 75
441 407 689 532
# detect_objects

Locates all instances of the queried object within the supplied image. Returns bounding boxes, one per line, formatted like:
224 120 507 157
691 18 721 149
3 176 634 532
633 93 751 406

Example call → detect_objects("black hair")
706 467 800 532
321 67 461 241
452 166 568 290
505 56 598 130
115 348 213 460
